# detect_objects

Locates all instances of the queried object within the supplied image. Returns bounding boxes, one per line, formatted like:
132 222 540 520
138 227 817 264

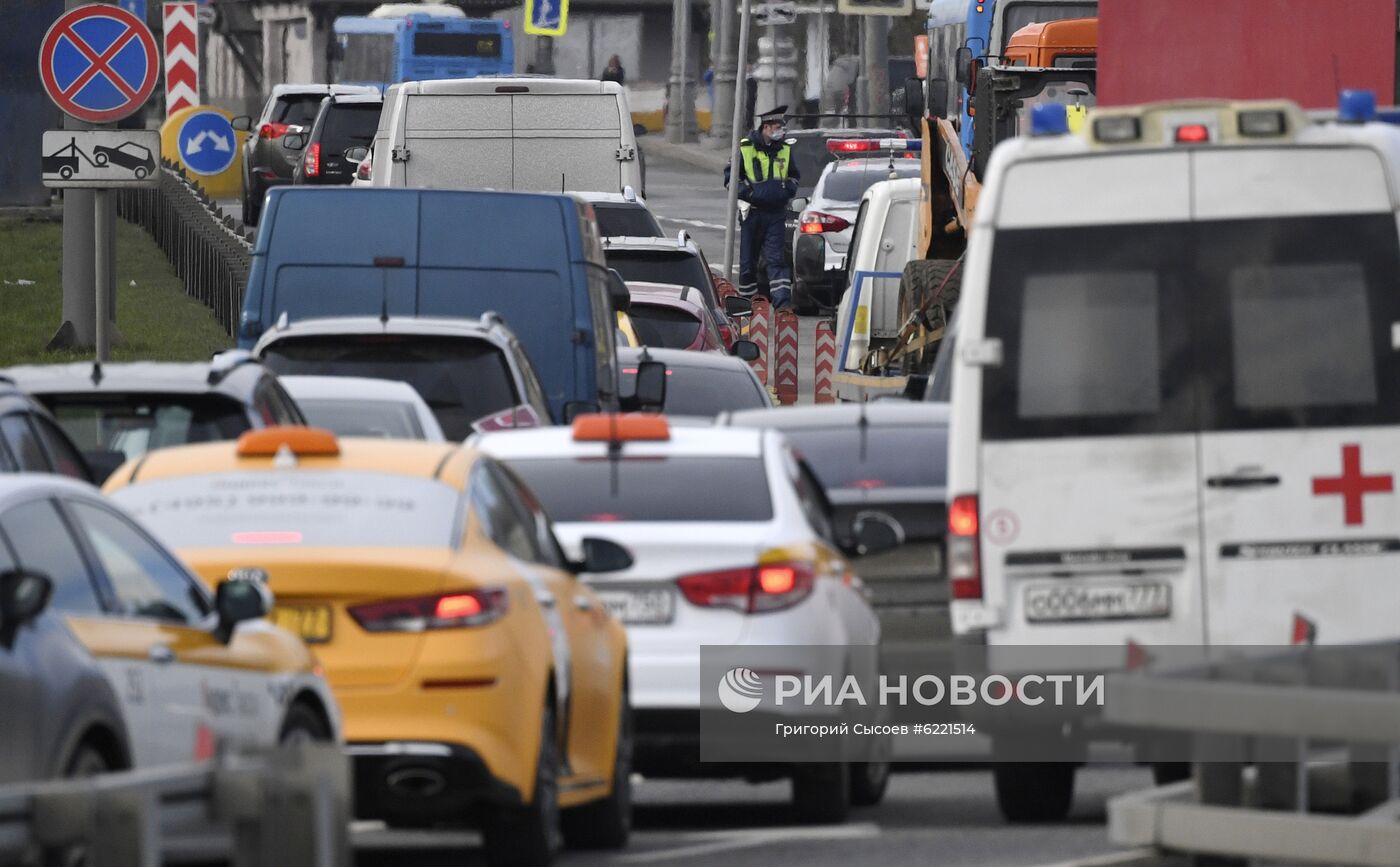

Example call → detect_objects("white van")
833 177 922 373
367 77 642 193
938 95 1400 817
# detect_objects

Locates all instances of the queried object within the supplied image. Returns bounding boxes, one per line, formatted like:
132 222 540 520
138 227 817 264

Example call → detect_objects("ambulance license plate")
271 604 333 643
1024 582 1171 623
595 589 675 625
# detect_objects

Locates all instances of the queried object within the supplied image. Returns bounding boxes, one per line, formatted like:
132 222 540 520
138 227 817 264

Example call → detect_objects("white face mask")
766 125 786 140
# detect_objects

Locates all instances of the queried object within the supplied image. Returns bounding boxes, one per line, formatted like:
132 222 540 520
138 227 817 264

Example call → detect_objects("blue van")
238 187 620 420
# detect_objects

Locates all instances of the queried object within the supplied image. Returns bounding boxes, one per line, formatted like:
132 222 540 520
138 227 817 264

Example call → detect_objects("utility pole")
721 0 753 278
666 0 694 141
863 11 890 119
51 0 102 352
710 0 737 147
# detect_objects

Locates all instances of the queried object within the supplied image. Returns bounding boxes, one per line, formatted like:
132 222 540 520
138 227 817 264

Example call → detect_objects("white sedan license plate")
1024 582 1171 623
596 588 675 625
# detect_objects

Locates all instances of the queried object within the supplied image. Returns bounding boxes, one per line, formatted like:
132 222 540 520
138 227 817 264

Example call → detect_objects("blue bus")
925 0 1095 155
331 12 514 90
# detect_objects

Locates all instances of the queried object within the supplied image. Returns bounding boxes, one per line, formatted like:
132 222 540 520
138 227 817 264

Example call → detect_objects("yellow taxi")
105 427 634 864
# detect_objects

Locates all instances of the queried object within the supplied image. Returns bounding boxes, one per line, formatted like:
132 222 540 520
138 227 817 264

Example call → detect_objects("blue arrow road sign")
177 109 237 176
524 0 568 36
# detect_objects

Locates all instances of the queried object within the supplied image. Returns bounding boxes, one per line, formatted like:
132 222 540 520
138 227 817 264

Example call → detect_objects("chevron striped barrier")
748 297 771 386
814 319 836 403
775 309 799 405
163 2 198 116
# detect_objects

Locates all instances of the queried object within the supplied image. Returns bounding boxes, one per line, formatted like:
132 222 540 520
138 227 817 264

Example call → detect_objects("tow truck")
834 4 1098 401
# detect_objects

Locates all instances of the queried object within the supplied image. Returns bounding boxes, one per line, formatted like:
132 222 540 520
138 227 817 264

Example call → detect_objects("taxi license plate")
1024 582 1171 623
271 605 333 643
595 589 675 625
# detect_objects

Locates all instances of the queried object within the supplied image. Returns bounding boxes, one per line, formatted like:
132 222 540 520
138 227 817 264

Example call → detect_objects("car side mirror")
607 269 632 313
730 339 761 362
213 574 272 643
955 47 973 85
633 123 648 137
840 511 905 558
572 537 634 574
282 132 308 151
627 360 667 412
0 569 52 648
724 295 754 318
903 77 926 123
789 196 809 212
231 115 253 132
344 145 370 163
563 400 602 423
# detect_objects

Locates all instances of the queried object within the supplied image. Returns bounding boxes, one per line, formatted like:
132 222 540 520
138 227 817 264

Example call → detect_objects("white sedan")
471 414 899 822
278 375 445 441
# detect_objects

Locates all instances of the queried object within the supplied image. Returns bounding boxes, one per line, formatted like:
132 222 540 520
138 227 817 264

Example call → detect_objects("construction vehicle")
833 1 1099 400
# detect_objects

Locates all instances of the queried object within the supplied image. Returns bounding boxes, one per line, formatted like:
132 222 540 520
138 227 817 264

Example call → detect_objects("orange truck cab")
1003 17 1097 69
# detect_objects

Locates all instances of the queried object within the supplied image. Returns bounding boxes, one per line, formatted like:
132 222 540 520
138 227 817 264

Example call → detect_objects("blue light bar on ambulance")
1339 89 1378 124
1030 103 1069 137
826 138 921 155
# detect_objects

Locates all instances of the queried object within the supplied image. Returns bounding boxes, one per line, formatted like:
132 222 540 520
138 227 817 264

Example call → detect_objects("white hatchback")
472 415 896 821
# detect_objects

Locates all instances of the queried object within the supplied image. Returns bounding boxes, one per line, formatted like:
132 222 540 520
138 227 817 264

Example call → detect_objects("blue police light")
1030 103 1069 137
1338 89 1377 124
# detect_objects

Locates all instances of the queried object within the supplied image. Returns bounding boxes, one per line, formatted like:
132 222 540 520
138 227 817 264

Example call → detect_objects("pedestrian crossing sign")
524 0 568 37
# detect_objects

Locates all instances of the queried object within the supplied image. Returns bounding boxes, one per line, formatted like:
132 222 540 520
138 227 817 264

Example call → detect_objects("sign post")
38 3 159 359
721 0 753 280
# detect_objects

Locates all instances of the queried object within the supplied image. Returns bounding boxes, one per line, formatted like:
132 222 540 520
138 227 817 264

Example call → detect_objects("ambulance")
936 92 1400 819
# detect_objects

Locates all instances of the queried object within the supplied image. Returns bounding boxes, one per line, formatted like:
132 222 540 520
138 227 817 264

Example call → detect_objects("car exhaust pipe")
385 767 447 799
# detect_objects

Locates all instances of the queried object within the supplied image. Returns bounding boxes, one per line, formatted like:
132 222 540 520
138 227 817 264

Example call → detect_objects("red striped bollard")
814 319 836 403
775 309 799 406
748 297 771 385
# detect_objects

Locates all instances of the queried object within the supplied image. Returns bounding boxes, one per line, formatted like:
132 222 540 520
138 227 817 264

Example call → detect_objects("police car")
937 92 1400 819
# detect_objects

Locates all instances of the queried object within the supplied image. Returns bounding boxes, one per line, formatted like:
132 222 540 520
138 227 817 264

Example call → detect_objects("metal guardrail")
116 160 253 337
1103 643 1400 866
0 742 349 867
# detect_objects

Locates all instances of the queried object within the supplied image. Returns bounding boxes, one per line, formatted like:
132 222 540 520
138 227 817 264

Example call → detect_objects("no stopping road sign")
39 4 159 124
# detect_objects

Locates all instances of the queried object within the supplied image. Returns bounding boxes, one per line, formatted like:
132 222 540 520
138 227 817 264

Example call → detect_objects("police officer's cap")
758 106 788 124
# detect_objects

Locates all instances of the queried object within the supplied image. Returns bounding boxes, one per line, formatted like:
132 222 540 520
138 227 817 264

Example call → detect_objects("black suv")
0 379 92 482
287 93 383 186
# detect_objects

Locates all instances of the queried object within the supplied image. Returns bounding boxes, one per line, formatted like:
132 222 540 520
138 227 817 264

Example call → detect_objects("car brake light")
356 159 372 181
800 211 851 234
675 561 815 613
305 142 320 177
348 589 508 632
1175 124 1210 144
948 495 983 601
260 122 290 140
718 322 735 348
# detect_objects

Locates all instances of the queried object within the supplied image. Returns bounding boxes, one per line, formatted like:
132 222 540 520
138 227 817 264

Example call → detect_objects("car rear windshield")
259 335 518 441
594 204 663 238
982 214 1400 439
295 398 425 439
318 103 379 154
45 394 251 461
506 457 773 522
111 471 462 549
620 365 768 417
778 426 947 490
820 163 921 203
272 94 327 128
605 251 714 304
628 305 701 349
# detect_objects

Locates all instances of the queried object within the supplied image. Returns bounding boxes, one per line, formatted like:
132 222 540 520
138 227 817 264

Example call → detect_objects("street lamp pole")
721 0 753 278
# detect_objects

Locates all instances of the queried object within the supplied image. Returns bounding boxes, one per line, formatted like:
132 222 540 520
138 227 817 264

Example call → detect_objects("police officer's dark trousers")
739 207 793 307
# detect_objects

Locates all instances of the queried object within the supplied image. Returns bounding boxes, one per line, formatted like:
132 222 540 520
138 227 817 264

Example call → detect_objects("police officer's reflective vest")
739 139 792 181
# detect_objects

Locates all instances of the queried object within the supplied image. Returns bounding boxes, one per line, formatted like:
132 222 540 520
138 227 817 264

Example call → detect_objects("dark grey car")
231 84 377 225
2 355 304 483
720 401 950 644
0 475 131 784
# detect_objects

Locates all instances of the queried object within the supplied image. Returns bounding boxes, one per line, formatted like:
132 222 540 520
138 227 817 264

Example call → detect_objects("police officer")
724 106 800 308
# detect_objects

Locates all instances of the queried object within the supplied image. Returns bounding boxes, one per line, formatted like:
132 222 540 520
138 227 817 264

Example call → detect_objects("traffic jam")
7 0 1400 864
